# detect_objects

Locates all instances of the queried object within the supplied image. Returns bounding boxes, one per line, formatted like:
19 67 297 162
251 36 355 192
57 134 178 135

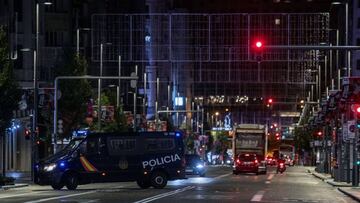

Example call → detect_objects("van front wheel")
65 173 79 190
137 178 151 189
150 171 167 189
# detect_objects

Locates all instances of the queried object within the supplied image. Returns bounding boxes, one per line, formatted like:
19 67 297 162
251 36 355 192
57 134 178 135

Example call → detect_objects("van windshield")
60 138 84 154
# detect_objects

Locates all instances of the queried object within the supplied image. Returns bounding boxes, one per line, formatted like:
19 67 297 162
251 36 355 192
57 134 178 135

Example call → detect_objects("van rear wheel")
137 178 151 189
65 173 79 190
150 171 167 189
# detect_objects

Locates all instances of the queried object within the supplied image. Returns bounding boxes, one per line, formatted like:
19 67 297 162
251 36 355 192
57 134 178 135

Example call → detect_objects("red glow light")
256 41 262 48
356 107 360 113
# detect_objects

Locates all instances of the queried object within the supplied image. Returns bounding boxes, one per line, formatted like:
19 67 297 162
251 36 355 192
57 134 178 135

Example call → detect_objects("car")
266 156 276 166
285 157 294 166
233 153 267 175
185 154 207 177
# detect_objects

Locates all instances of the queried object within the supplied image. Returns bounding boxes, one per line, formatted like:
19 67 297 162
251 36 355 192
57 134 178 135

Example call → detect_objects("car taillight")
254 159 258 164
280 163 284 166
236 159 241 164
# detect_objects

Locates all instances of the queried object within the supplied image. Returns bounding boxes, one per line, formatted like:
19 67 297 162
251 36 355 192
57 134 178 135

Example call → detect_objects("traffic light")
316 131 323 138
25 128 31 140
255 41 263 49
275 132 280 141
253 40 264 61
266 98 273 108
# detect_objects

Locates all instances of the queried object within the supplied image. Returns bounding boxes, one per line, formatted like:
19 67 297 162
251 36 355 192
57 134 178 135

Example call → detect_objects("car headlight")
226 160 231 164
44 163 57 172
196 164 204 169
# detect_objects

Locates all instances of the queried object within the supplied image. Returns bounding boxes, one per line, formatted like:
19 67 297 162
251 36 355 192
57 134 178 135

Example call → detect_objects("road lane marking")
0 191 44 199
133 186 195 203
251 190 265 202
214 173 232 180
267 174 274 180
265 181 271 184
24 191 96 203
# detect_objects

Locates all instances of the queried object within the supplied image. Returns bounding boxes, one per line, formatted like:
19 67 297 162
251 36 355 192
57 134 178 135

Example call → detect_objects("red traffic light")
351 104 360 113
356 107 360 113
317 131 322 136
256 41 263 48
268 98 273 104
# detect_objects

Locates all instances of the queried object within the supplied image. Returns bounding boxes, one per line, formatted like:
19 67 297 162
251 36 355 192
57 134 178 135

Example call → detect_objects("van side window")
146 138 175 151
107 138 136 156
87 138 99 155
79 140 87 154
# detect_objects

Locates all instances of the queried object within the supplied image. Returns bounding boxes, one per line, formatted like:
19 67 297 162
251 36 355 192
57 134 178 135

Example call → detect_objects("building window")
45 31 64 46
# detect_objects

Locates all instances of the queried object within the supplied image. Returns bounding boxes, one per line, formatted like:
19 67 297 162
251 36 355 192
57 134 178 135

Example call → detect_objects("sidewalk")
0 171 31 190
307 167 360 201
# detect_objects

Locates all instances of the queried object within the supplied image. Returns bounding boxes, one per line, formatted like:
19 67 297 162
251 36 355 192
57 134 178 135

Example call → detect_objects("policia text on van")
35 132 186 190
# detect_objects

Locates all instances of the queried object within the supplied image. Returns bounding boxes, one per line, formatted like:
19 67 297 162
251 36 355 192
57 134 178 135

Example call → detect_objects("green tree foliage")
213 131 229 154
0 26 21 136
101 105 128 133
294 126 312 153
184 132 197 154
57 53 91 139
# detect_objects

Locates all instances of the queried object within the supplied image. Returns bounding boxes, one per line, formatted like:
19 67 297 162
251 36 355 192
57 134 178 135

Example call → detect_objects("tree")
57 52 92 139
0 25 21 178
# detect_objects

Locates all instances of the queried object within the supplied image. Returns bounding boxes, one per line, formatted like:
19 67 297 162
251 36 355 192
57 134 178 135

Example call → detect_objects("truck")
232 124 267 174
232 124 266 157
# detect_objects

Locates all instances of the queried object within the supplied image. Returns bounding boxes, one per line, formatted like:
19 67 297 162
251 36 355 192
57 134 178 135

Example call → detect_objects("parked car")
233 153 267 175
185 154 207 177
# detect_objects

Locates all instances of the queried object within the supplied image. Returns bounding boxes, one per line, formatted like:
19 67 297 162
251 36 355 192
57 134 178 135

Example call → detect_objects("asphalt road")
0 166 356 203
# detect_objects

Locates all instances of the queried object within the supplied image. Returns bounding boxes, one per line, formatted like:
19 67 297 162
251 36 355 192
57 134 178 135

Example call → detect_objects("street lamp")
215 112 219 127
331 1 349 76
98 42 112 131
76 28 91 55
33 0 52 182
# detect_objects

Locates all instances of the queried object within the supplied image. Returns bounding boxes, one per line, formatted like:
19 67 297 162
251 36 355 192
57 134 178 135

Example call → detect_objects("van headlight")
44 163 57 172
196 164 204 169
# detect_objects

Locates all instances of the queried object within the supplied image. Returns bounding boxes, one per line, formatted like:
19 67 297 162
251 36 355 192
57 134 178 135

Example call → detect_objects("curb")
0 184 29 190
326 180 353 187
338 188 360 202
308 170 331 181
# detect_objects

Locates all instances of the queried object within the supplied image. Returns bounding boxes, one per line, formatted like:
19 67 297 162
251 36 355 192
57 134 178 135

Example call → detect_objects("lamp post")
215 112 219 127
76 28 91 55
33 0 52 182
331 1 349 76
98 43 103 131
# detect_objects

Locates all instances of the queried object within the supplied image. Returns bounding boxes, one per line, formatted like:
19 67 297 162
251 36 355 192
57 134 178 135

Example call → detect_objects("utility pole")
353 109 359 186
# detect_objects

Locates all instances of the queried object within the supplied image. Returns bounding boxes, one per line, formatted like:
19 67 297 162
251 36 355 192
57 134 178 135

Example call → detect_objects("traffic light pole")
353 111 359 186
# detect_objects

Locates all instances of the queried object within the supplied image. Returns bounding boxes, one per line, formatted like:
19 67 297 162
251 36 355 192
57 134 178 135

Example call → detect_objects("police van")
35 131 185 190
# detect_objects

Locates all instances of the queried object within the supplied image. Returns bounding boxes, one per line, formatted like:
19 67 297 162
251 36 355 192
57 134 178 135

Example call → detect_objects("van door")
106 137 140 182
78 137 111 183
